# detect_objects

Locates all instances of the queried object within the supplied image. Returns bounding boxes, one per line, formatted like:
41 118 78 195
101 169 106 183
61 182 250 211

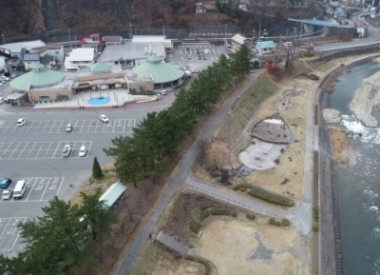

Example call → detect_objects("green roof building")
10 62 65 91
132 53 185 88
90 62 111 74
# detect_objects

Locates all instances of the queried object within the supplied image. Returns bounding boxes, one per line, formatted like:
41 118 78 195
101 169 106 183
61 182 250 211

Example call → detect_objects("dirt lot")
328 126 351 164
196 217 300 275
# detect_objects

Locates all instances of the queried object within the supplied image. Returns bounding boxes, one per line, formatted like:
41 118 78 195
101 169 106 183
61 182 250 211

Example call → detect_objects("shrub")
282 219 290 226
185 256 211 275
233 184 242 191
313 207 319 220
268 218 282 226
189 221 202 233
200 204 210 211
199 210 210 221
308 74 319 80
246 214 256 220
231 212 237 217
312 221 319 232
248 186 294 207
210 209 232 216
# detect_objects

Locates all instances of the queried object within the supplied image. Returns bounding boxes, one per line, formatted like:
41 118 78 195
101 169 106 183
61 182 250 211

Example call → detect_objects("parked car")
187 54 192 60
79 146 87 157
17 118 26 127
198 55 202 60
99 114 109 123
2 189 12 200
161 90 167 95
0 97 3 104
202 54 207 60
66 124 73 132
0 178 12 189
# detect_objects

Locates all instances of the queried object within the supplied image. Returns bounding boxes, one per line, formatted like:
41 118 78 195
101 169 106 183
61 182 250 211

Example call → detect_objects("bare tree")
120 215 129 233
283 37 303 69
126 203 138 221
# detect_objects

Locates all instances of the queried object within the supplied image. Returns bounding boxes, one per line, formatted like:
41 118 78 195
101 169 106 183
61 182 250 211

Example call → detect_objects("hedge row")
199 208 237 221
234 183 295 207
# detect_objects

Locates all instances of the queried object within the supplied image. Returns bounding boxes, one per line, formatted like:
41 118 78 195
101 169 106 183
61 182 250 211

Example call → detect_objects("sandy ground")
195 217 300 275
328 126 351 163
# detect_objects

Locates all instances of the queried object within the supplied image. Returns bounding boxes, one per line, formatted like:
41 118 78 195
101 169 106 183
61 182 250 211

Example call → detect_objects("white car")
79 146 87 157
0 97 3 104
99 114 109 123
17 118 26 127
2 189 12 200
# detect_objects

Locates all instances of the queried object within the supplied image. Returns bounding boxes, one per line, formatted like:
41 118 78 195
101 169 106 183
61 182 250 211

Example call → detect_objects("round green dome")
133 53 184 84
10 62 65 91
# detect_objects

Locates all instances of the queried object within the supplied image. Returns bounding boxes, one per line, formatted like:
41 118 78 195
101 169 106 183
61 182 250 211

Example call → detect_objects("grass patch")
189 221 202 233
234 183 294 207
281 218 290 226
234 75 277 128
200 208 237 221
185 256 211 275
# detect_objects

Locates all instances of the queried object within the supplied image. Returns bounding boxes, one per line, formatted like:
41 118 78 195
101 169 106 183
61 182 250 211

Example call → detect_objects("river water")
328 61 380 275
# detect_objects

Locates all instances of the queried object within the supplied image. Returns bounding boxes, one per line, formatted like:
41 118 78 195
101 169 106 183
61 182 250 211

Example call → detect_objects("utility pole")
258 22 261 41
163 22 165 36
1 34 5 44
129 23 132 39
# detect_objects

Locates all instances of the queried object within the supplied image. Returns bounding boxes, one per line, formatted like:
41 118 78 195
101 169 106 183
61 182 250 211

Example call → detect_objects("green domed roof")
133 53 184 84
10 62 65 91
90 62 110 73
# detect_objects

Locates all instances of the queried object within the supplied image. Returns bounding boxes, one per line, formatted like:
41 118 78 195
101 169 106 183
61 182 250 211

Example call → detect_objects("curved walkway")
118 74 259 275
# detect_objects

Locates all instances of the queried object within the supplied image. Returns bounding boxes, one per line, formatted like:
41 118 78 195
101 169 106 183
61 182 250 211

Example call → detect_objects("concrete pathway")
118 74 259 275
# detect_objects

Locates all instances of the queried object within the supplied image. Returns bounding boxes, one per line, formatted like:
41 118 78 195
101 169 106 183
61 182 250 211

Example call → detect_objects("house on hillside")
230 34 250 52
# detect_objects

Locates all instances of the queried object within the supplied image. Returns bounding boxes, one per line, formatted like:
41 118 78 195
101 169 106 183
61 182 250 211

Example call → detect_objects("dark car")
0 178 12 189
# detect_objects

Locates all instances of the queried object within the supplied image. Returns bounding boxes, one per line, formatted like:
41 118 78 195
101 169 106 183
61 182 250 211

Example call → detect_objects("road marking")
16 142 29 159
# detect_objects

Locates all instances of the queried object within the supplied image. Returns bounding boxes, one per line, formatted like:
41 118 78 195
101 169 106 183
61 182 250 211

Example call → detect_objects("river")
328 61 380 275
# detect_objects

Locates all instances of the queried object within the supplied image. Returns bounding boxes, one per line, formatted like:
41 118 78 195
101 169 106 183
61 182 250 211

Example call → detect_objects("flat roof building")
1 40 46 58
65 48 95 70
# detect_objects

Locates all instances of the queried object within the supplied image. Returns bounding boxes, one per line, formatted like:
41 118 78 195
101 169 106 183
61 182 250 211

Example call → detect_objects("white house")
64 48 95 70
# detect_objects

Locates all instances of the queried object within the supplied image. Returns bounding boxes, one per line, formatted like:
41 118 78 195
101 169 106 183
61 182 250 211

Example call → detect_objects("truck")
62 144 72 158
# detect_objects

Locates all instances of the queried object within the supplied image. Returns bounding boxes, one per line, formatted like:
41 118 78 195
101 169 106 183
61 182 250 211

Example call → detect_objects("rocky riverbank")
349 70 380 127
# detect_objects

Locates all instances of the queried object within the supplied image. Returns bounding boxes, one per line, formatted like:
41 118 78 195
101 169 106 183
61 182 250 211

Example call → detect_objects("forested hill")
0 0 196 36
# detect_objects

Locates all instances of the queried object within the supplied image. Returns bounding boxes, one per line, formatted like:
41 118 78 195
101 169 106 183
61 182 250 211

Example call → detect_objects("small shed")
99 182 127 209
231 34 249 52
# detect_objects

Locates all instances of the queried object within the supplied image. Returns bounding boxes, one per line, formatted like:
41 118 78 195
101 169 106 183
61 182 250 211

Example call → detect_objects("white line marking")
51 141 62 159
42 141 54 159
34 142 46 159
0 219 10 240
16 142 29 159
39 179 51 201
26 181 37 201
8 142 23 159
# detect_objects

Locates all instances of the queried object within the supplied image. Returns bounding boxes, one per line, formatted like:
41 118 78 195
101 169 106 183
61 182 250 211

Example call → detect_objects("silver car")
2 189 12 200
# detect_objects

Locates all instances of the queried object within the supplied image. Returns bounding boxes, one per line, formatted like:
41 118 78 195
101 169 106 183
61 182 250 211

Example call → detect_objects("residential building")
256 41 277 54
102 36 123 45
31 44 65 62
1 40 46 58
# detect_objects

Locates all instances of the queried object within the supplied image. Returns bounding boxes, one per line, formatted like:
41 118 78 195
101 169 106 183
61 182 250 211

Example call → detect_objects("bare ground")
195 217 300 275
328 126 351 164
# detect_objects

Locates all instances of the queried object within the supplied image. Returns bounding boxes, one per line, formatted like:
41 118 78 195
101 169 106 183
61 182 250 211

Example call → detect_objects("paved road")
118 74 259 275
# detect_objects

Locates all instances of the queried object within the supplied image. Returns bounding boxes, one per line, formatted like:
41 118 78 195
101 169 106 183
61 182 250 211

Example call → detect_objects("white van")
13 180 26 199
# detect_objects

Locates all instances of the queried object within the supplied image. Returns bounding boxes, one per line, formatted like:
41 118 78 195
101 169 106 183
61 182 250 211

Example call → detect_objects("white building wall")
46 46 64 62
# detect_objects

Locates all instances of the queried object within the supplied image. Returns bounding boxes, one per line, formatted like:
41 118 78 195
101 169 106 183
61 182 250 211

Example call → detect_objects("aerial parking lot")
0 141 92 160
170 43 228 71
0 217 27 252
0 118 136 134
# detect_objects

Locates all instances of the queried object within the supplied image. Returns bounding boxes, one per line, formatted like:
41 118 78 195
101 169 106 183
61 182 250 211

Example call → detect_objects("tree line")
104 45 251 188
0 191 116 274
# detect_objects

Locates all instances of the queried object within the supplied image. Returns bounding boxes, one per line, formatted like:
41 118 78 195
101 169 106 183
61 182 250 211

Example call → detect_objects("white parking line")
0 219 10 240
25 181 36 201
16 142 29 159
35 142 47 159
39 180 50 201
8 142 23 159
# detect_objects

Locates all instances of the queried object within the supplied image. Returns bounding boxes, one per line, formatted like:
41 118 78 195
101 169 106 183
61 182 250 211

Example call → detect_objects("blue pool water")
88 97 110 105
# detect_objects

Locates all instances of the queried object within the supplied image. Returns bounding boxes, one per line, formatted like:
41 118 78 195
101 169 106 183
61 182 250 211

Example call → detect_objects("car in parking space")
198 55 202 60
99 114 109 123
202 54 207 60
17 118 26 127
1 178 12 189
204 49 210 54
161 89 167 95
2 189 12 200
79 146 87 157
66 124 73 132
196 48 200 55
0 97 4 104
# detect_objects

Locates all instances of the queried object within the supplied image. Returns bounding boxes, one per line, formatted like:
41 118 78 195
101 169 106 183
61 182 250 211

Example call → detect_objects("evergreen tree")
92 156 104 179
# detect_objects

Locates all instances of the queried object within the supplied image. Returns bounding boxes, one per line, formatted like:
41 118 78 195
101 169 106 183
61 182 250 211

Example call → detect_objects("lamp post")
1 34 5 44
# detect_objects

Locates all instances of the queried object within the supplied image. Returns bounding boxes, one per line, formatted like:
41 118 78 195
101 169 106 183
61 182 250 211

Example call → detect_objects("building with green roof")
132 53 185 89
10 62 73 103
90 62 111 74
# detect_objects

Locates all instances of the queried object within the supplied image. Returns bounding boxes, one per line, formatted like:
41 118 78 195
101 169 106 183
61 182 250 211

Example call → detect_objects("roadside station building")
132 53 185 89
65 48 96 70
